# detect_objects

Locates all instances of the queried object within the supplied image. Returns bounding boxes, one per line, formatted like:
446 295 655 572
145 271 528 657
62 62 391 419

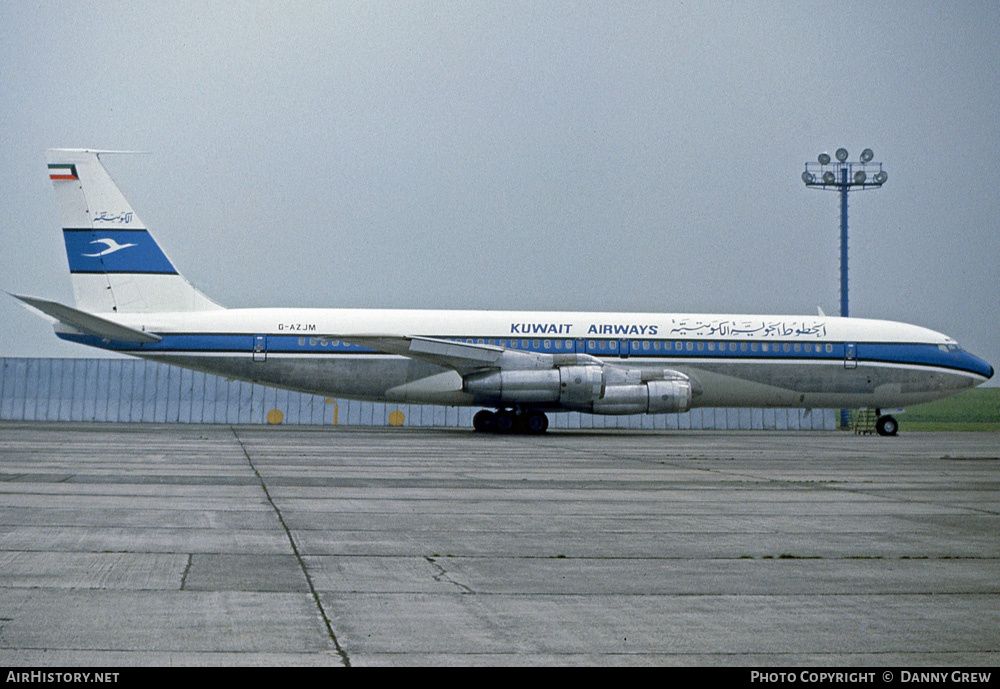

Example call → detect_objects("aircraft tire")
524 411 549 434
875 415 899 436
495 410 517 433
473 410 496 433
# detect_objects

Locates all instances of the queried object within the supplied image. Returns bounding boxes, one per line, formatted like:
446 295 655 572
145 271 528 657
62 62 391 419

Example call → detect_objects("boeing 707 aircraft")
12 149 993 434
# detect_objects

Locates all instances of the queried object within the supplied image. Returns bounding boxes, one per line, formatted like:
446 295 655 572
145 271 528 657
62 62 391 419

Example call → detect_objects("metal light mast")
802 147 888 318
802 148 887 428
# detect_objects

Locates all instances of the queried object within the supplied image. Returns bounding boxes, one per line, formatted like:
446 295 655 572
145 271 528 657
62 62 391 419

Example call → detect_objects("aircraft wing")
343 335 596 375
10 293 163 344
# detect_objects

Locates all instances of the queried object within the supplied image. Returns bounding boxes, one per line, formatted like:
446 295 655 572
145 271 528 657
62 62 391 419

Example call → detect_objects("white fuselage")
55 307 993 412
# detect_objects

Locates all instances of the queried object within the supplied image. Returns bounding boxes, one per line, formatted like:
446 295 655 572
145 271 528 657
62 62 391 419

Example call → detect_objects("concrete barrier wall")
0 357 835 430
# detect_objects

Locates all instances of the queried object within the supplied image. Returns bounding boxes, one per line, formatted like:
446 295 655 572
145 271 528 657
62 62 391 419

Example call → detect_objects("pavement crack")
180 553 193 590
231 427 351 667
426 556 475 594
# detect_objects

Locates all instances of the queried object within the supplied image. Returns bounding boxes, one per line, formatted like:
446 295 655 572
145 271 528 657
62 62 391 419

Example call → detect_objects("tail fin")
46 149 223 313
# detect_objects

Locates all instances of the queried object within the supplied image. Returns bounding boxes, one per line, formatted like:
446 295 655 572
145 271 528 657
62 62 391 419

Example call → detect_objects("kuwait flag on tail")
48 163 78 181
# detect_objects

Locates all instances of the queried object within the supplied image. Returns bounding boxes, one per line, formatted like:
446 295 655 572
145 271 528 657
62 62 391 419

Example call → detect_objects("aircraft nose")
979 355 994 380
960 351 993 381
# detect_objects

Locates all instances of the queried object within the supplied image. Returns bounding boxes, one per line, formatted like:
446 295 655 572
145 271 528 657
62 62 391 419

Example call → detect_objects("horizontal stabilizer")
10 293 162 343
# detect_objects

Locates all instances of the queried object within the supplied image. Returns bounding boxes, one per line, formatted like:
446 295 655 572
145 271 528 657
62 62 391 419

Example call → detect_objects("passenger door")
253 334 267 362
844 342 857 369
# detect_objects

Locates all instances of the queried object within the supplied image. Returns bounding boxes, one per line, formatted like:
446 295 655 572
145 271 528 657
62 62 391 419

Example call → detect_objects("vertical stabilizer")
46 149 223 313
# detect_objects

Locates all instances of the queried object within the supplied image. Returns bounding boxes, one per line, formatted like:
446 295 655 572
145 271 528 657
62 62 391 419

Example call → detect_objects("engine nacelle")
591 378 692 415
557 365 605 405
464 369 561 403
464 365 606 405
464 365 691 416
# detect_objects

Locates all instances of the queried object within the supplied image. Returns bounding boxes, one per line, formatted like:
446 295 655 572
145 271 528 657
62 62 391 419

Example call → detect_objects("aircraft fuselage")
53 306 992 411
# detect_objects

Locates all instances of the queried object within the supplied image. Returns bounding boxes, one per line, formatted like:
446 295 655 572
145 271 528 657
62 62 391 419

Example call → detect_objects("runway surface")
0 422 997 666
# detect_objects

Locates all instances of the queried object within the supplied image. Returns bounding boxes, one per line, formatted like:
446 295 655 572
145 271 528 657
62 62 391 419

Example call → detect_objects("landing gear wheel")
524 411 549 434
875 415 898 436
473 410 496 433
494 410 517 433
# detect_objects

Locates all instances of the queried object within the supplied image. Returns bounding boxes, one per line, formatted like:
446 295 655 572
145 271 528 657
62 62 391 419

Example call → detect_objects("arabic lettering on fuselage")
93 211 134 224
668 318 827 338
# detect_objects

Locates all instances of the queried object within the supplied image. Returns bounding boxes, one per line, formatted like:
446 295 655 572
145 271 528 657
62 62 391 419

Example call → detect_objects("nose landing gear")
875 413 899 436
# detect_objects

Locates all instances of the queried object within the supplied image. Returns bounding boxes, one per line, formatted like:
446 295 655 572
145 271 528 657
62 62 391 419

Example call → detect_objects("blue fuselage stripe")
53 332 993 379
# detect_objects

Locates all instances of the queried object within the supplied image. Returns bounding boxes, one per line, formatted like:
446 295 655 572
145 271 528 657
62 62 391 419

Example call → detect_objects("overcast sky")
2 1 998 382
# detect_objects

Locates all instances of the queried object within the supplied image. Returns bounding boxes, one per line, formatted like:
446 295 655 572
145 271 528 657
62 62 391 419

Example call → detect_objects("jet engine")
463 365 692 415
591 378 691 415
463 365 602 405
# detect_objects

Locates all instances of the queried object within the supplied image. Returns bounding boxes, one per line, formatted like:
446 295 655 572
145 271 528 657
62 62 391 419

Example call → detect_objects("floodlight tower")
802 148 887 428
802 148 887 317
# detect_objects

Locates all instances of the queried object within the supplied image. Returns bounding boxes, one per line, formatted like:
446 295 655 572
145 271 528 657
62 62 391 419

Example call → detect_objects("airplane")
11 148 994 435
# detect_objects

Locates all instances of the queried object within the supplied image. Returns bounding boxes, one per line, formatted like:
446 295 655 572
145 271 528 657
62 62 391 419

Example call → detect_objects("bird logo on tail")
82 238 138 257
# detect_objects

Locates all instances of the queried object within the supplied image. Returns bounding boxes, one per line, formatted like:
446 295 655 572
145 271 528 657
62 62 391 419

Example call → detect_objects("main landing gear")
473 409 549 434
